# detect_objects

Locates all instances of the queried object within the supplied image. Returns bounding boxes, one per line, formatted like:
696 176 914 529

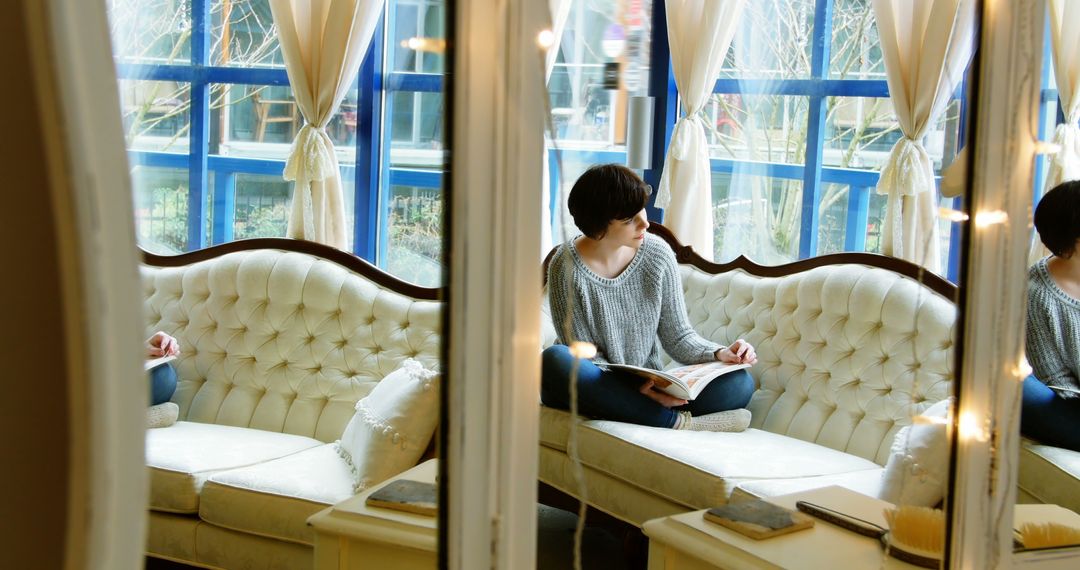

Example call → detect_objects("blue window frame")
114 0 445 283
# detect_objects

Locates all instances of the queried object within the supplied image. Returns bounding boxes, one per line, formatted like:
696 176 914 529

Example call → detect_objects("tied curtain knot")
656 113 707 209
1050 120 1080 182
877 136 934 198
284 124 335 184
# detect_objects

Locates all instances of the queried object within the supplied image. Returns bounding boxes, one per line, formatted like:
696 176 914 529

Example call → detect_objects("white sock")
147 402 179 429
675 409 751 433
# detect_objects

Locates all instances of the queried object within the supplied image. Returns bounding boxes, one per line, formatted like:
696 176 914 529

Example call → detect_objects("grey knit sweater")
547 234 721 370
1026 257 1080 398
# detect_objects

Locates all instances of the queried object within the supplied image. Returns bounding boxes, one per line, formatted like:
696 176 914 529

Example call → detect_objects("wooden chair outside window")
251 88 300 142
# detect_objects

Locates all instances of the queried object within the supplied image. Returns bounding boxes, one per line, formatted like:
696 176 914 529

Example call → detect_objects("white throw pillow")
879 399 951 507
336 359 440 492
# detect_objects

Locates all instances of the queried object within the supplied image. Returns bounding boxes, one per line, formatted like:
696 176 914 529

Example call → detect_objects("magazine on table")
600 361 752 400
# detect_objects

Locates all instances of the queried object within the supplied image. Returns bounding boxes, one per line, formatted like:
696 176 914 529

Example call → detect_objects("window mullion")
186 0 211 250
797 0 834 259
643 0 677 222
354 10 387 260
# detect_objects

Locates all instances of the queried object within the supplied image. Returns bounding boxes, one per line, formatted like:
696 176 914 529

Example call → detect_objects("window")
107 0 447 287
547 0 969 281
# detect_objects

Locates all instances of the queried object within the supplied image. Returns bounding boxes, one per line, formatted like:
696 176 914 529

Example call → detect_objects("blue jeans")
540 344 755 428
1021 375 1080 452
150 363 178 406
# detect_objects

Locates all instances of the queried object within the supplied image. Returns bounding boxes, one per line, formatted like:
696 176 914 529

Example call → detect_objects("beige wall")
0 2 75 568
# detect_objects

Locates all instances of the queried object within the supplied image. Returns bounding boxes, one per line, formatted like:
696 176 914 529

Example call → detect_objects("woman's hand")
639 379 688 408
716 339 757 365
147 331 181 358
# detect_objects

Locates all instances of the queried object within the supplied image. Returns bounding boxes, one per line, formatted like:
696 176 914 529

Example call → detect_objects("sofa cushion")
337 358 440 491
146 421 322 513
1019 440 1080 514
199 444 355 545
576 419 881 508
540 406 574 451
729 468 884 503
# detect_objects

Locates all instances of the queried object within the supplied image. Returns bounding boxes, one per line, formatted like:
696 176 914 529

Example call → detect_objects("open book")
144 354 177 371
601 361 751 400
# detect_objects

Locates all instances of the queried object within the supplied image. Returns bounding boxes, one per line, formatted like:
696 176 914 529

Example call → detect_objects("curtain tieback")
284 124 335 184
877 137 934 198
656 114 707 209
1050 121 1080 181
668 114 706 161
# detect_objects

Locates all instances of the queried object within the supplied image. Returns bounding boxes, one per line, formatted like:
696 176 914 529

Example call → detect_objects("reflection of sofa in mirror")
539 224 958 526
140 239 441 569
1019 442 1080 514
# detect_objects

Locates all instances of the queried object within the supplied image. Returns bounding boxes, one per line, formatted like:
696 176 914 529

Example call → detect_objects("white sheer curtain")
871 0 976 274
657 0 745 261
1031 0 1080 263
269 0 384 249
541 0 573 255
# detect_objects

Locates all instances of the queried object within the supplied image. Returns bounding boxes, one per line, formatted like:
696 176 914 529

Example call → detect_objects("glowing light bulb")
1035 141 1062 155
958 411 988 442
537 29 555 49
401 37 445 53
569 341 597 360
913 415 949 426
973 210 1008 228
1016 355 1033 379
938 207 970 222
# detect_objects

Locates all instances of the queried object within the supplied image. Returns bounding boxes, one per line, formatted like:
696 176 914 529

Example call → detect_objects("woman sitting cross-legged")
1022 180 1080 451
542 164 757 432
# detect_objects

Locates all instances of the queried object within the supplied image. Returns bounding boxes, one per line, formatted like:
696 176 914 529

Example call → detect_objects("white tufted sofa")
140 239 441 570
538 225 958 526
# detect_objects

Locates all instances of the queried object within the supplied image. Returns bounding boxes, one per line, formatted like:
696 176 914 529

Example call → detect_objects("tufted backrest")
671 264 955 465
540 227 958 467
142 248 442 443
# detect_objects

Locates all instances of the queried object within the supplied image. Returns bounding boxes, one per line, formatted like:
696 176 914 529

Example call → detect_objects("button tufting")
297 303 305 311
306 335 316 345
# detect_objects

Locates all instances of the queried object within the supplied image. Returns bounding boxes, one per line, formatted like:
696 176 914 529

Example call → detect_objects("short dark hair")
1035 180 1080 258
567 164 651 239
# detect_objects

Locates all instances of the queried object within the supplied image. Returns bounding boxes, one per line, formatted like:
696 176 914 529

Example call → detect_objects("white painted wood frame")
31 0 149 568
445 0 548 569
947 0 1075 568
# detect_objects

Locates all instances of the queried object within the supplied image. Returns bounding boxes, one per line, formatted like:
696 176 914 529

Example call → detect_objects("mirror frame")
443 0 548 568
948 0 1064 568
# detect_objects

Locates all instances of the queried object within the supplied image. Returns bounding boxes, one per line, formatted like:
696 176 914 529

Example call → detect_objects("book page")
668 362 749 387
144 354 176 371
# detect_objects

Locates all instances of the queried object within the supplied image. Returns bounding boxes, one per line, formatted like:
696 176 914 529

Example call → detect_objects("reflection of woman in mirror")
1022 181 1080 451
541 164 758 432
146 331 180 428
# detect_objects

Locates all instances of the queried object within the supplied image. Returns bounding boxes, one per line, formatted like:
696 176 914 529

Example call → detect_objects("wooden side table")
644 486 1080 570
644 486 919 570
309 459 437 570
